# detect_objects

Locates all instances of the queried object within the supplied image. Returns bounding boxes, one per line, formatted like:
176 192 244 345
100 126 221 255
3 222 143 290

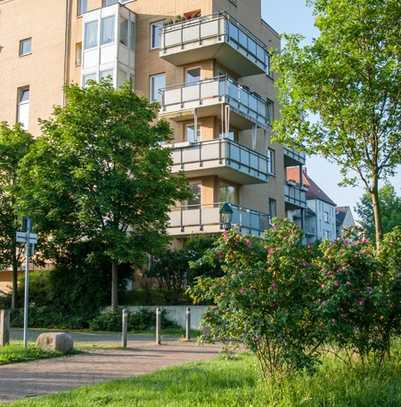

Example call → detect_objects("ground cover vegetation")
0 344 64 366
6 351 401 407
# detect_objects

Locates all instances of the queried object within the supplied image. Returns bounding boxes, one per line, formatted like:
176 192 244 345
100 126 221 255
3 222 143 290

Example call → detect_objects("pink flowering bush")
189 220 323 377
189 222 401 377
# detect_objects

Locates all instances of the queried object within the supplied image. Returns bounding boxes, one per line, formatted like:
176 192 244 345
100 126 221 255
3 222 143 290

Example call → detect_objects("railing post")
121 308 128 349
0 310 10 347
185 307 191 341
156 307 161 345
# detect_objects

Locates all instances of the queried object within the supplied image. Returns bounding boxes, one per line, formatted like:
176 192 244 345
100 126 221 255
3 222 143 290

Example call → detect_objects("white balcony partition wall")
160 12 271 77
170 138 270 184
160 77 273 130
81 4 135 89
168 204 271 237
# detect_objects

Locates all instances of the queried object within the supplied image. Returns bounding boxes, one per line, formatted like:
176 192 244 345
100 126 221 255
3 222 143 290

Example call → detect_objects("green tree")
356 184 401 241
0 123 34 309
18 81 189 309
146 235 222 291
273 0 401 249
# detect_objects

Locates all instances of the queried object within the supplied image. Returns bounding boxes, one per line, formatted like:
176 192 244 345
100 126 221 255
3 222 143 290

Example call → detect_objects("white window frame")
17 86 30 130
149 73 166 102
268 148 275 175
150 20 164 50
84 20 99 49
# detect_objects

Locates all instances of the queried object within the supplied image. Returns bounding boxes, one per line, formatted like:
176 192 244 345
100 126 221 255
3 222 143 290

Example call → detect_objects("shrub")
146 236 222 292
190 220 323 377
316 236 385 362
88 308 180 332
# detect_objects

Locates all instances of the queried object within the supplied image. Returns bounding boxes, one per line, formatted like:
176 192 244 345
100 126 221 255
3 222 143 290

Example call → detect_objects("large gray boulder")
36 332 74 354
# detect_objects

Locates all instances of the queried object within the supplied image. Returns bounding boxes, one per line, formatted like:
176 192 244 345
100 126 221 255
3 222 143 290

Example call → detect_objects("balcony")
168 203 271 237
284 147 306 167
160 76 273 130
284 182 307 209
160 12 271 77
170 138 269 184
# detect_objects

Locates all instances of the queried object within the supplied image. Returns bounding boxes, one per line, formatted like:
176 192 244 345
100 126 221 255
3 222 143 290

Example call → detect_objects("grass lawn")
0 344 64 365
5 351 401 407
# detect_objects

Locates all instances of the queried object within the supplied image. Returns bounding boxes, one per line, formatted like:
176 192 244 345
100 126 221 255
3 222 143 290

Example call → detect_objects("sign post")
16 217 37 348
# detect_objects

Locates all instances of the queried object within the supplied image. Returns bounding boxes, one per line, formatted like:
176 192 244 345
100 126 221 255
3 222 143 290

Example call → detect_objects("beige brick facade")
0 0 306 241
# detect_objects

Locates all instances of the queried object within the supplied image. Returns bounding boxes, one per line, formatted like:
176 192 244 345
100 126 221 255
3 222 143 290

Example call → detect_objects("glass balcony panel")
161 13 271 76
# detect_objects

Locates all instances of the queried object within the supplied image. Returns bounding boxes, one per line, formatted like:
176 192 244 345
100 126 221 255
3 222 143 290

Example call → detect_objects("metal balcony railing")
170 138 270 183
169 203 271 236
160 76 273 129
161 12 271 76
284 147 306 166
284 182 307 208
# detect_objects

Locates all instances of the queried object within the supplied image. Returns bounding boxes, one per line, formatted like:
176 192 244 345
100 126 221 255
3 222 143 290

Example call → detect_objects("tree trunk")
111 263 118 310
11 240 18 310
370 184 383 250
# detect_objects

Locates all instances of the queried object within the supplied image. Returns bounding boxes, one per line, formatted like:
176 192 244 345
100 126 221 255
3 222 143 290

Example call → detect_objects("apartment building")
0 0 307 242
287 168 337 244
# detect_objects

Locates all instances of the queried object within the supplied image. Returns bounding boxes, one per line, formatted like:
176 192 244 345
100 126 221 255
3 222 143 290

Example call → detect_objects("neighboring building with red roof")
286 167 337 243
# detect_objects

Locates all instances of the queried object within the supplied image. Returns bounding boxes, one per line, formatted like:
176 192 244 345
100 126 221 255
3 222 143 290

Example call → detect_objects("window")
75 43 82 66
83 73 96 87
103 0 119 6
268 148 275 175
269 198 277 218
100 69 114 81
186 183 201 209
101 16 115 45
219 182 239 205
149 73 166 102
120 18 128 46
185 123 200 144
17 87 30 130
19 38 32 56
323 211 329 223
186 67 201 84
150 20 164 49
78 0 87 15
129 21 135 50
84 20 98 49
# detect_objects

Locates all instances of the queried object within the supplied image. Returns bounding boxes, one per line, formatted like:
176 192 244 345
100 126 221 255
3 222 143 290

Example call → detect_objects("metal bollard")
121 308 128 348
185 307 191 342
156 307 161 345
0 310 10 347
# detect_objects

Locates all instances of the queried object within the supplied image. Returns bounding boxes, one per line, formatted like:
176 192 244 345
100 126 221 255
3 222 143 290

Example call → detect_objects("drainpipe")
63 0 73 106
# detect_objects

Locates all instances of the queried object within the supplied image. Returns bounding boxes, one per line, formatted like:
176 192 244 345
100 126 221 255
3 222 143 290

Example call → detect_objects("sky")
262 0 401 215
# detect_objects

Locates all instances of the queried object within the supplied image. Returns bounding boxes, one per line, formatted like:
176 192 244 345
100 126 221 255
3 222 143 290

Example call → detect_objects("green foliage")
0 345 63 365
0 123 34 307
9 351 401 407
273 0 401 244
121 289 192 306
146 236 222 292
190 220 324 377
11 241 128 329
88 308 179 332
190 221 401 377
356 184 401 241
316 236 393 362
17 81 189 306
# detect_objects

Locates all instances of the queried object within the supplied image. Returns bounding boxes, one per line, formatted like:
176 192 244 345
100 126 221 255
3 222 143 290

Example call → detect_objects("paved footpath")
0 342 221 403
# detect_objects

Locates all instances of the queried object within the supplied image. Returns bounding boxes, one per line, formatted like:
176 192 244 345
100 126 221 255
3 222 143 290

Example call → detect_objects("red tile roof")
286 167 337 207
